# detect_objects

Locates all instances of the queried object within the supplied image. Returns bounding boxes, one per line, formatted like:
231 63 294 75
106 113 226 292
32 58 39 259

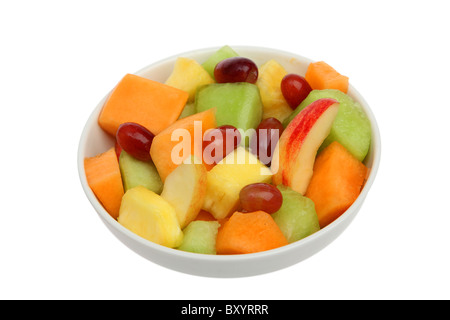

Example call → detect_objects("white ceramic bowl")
78 46 381 278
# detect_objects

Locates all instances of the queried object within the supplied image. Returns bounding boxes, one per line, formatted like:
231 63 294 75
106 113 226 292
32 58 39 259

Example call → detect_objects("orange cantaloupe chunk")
150 109 216 182
216 211 288 254
305 61 349 93
98 73 189 136
84 148 124 219
305 141 368 228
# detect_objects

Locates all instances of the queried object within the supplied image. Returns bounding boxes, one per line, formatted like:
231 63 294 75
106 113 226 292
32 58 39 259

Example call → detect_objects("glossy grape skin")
281 74 312 109
214 57 258 84
251 117 284 166
203 125 241 165
239 183 283 214
116 122 154 162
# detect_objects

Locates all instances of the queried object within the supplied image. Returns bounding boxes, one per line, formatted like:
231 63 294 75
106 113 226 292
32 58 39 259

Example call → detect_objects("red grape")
116 122 154 162
281 74 312 109
114 140 123 160
214 57 258 84
251 117 284 166
239 183 283 214
203 125 241 165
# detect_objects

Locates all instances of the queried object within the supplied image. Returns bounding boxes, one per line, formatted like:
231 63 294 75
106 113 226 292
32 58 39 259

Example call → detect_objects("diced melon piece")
202 147 272 220
201 45 239 79
177 220 220 254
305 141 368 228
272 185 320 243
119 151 163 194
150 109 216 182
98 73 188 136
118 186 183 248
216 211 288 254
305 61 349 93
84 148 124 219
256 59 293 122
165 57 214 102
195 83 263 135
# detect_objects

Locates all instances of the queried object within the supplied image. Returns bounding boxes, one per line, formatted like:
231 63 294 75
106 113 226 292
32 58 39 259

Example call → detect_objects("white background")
1 0 449 300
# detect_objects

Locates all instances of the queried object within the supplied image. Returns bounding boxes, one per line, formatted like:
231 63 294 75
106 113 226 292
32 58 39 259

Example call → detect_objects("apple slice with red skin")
271 98 340 195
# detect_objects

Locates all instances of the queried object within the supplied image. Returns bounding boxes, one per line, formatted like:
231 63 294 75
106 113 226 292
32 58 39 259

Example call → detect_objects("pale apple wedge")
161 157 208 229
271 98 339 195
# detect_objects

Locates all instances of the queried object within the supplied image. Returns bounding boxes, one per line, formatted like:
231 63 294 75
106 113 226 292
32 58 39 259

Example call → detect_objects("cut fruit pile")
84 46 371 255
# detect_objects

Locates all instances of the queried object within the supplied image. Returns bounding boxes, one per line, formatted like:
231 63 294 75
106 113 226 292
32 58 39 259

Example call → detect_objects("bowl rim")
77 45 381 263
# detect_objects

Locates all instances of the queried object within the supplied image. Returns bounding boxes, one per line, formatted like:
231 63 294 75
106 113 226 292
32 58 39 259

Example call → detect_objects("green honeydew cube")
119 151 163 194
177 220 220 254
195 82 263 139
201 45 239 79
272 185 320 243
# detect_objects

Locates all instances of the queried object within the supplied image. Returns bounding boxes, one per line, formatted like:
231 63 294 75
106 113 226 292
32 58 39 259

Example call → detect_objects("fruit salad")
84 46 371 255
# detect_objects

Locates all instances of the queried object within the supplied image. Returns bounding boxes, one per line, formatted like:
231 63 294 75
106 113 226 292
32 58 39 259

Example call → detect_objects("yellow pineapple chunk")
256 59 293 122
118 186 183 248
202 147 272 219
165 57 215 102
